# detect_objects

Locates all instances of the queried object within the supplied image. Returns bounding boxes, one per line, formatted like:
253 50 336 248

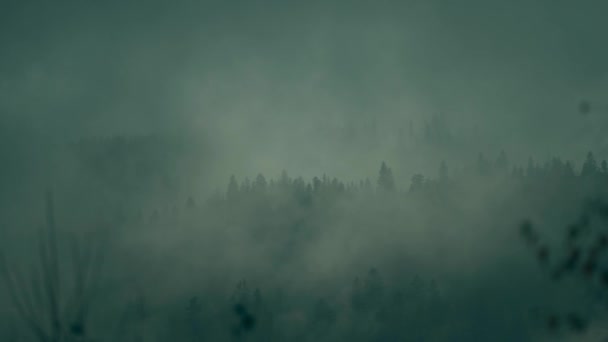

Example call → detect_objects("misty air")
1 1 608 341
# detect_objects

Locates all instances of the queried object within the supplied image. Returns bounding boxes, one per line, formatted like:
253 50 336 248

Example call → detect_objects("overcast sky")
1 0 607 181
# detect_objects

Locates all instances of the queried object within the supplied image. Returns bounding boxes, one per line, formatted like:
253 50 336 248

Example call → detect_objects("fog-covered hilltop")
3 0 608 340
2 147 608 341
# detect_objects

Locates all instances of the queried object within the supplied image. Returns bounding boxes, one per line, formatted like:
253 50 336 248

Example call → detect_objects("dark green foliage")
377 162 395 192
581 151 599 177
519 198 608 338
227 175 239 200
409 174 425 192
4 151 608 340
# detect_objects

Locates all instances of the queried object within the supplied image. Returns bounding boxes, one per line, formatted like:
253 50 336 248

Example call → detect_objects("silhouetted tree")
240 178 251 193
564 161 575 178
581 152 599 177
227 175 239 200
409 174 425 192
254 173 267 192
377 162 395 192
312 176 321 192
311 298 336 336
279 170 289 188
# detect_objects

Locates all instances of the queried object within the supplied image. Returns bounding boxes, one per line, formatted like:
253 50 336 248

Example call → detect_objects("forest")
2 1 608 341
2 135 608 341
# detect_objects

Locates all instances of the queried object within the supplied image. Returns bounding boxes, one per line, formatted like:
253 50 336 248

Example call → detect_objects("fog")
1 1 608 341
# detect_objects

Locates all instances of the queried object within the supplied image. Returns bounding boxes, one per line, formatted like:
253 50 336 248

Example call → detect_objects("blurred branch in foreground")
0 190 106 342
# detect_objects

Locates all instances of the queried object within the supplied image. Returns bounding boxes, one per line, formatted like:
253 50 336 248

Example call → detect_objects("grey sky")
1 0 607 181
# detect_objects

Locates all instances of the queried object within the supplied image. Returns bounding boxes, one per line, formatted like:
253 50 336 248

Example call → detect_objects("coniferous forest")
3 135 608 341
2 1 608 341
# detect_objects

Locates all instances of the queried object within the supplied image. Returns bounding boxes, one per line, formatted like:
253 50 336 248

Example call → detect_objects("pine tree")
227 175 239 199
581 152 598 177
279 170 289 187
377 162 395 192
254 173 267 191
564 161 575 178
240 178 251 193
410 174 425 192
313 177 322 192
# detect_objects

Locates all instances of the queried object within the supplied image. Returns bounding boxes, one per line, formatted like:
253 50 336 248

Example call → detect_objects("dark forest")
2 1 608 341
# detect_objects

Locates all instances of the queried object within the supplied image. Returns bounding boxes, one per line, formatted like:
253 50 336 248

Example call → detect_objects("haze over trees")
3 137 608 340
2 1 608 341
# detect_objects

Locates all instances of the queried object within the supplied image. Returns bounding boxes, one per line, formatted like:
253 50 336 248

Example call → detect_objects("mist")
2 1 608 341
